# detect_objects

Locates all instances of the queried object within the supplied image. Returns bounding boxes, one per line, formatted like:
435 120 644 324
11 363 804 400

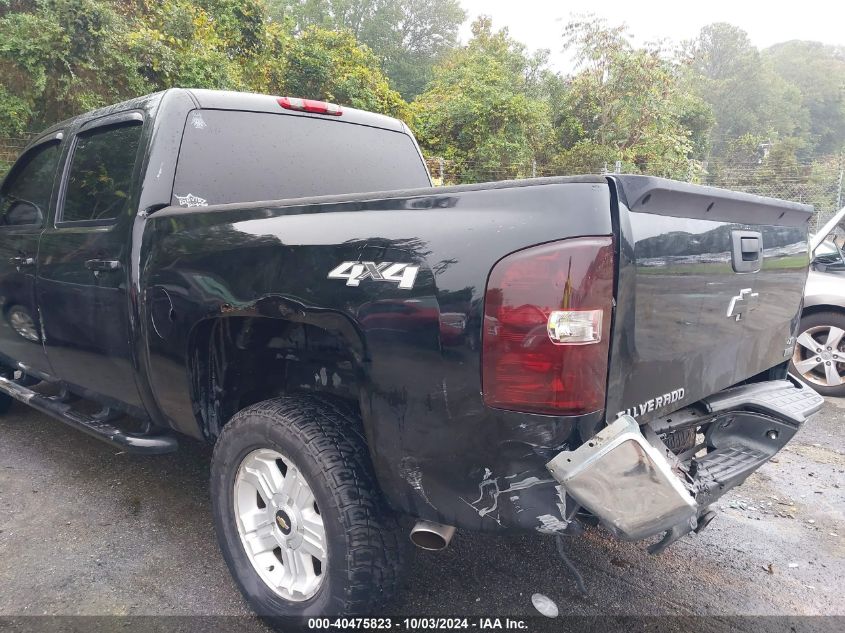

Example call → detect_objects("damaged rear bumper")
547 415 697 540
546 379 823 546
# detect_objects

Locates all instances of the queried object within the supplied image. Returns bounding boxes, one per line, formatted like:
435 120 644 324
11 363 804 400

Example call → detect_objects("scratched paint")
399 456 436 510
461 468 555 524
535 514 570 534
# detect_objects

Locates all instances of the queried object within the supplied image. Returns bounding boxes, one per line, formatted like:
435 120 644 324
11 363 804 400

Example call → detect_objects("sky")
458 0 845 72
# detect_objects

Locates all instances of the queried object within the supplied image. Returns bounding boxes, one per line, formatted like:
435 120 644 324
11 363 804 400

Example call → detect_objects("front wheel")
790 310 845 396
210 395 404 622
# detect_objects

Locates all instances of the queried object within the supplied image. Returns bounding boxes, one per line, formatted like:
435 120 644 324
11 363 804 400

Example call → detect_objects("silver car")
790 206 845 395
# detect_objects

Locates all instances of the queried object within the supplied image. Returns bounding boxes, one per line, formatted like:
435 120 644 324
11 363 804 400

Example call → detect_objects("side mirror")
812 239 845 271
3 200 43 226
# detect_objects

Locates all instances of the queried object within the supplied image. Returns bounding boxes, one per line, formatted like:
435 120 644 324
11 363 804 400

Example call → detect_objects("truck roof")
28 88 406 149
186 89 407 133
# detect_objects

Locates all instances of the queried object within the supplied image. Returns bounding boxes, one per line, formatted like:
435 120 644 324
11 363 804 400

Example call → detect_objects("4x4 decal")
327 261 419 289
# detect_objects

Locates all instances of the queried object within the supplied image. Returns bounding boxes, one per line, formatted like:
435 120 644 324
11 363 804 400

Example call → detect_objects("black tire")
210 395 404 623
790 311 845 397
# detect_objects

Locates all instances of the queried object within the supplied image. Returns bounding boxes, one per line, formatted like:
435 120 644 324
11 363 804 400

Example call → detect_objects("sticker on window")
190 113 208 130
175 193 208 208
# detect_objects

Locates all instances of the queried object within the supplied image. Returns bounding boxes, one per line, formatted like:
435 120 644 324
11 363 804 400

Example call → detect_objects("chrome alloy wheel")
792 325 845 387
234 448 327 601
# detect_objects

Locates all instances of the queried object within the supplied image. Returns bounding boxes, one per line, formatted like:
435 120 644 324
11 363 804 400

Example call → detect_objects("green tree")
411 17 552 183
0 0 412 182
685 23 808 157
125 1 406 115
126 0 250 90
268 0 465 98
554 17 712 178
0 0 148 132
272 25 409 118
764 41 845 155
376 0 466 98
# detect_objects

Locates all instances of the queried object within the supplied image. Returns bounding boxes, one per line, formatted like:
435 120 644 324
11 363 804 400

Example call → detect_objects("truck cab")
0 89 430 422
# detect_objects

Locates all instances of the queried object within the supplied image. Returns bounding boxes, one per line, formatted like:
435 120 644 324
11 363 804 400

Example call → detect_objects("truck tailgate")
605 176 813 422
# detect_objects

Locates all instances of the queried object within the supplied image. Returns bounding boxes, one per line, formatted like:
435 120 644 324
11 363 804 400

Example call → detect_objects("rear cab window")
172 110 430 208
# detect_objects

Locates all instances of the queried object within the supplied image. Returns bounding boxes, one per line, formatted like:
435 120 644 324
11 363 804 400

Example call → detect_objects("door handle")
9 256 35 268
731 230 763 273
85 259 122 272
740 237 760 260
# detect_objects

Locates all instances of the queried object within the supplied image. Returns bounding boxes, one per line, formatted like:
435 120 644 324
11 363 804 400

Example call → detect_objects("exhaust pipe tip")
410 520 456 551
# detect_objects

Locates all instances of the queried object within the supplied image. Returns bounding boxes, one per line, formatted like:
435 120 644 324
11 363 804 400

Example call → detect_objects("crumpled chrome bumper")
546 379 824 545
546 415 697 540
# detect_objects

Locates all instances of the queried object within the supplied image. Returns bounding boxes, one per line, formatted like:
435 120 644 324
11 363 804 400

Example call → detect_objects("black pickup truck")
0 89 824 619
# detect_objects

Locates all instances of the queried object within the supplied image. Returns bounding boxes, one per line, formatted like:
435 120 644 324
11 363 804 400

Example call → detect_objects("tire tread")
214 394 404 615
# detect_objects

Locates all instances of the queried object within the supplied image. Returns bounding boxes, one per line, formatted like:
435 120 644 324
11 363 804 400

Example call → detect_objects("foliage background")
1 0 844 225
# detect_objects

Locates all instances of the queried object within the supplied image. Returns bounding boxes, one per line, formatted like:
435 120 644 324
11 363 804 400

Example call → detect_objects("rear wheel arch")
801 303 845 318
186 312 370 441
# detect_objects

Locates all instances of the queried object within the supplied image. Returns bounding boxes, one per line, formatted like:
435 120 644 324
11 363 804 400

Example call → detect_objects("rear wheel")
210 395 404 623
790 311 845 397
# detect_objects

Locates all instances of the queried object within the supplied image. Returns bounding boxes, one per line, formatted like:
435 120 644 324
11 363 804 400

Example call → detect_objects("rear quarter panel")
139 179 612 531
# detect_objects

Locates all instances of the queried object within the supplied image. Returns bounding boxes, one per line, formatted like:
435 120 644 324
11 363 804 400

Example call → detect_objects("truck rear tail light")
482 237 614 416
277 97 343 116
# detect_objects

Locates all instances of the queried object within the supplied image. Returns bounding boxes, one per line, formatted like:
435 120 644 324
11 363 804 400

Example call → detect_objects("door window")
0 141 60 227
61 122 143 223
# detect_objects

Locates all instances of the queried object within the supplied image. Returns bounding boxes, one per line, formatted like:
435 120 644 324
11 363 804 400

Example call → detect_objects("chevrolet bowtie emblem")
276 516 289 530
726 288 759 322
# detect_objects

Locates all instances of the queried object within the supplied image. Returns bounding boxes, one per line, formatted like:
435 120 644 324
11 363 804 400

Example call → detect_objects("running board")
0 376 178 454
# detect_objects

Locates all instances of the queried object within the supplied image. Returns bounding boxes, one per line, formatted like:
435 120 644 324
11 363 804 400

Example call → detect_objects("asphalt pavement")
0 395 843 632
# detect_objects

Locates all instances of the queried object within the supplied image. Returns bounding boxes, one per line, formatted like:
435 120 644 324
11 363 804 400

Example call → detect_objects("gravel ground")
0 396 843 631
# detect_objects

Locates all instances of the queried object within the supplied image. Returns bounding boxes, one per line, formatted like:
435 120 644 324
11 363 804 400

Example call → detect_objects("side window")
61 122 143 223
0 141 60 227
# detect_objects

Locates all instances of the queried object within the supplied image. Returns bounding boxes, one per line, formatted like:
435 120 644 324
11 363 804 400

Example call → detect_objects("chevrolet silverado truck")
0 89 824 620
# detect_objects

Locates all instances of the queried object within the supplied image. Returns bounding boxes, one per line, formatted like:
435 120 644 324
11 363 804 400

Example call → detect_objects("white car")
791 206 845 395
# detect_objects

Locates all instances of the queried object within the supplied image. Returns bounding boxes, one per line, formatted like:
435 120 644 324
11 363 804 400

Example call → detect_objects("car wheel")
210 394 404 624
790 311 845 396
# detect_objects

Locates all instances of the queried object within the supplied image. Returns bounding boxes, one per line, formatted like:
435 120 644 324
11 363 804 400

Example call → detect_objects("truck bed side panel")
138 179 612 531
